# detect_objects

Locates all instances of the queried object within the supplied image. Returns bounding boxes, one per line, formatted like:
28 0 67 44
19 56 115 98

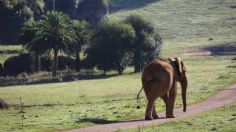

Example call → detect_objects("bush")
125 14 162 72
85 20 135 74
58 56 76 70
0 98 9 109
3 54 35 76
40 56 76 71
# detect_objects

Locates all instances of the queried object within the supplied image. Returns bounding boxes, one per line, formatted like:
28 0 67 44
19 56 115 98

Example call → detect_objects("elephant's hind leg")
145 99 154 120
152 103 159 119
144 77 168 120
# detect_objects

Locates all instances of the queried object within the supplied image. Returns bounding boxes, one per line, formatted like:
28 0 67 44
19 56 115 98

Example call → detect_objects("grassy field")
109 0 236 54
0 45 22 64
125 103 236 132
1 56 236 131
0 0 236 131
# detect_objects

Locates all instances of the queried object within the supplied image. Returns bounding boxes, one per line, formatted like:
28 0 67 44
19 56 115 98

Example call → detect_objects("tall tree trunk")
134 51 141 73
35 53 41 72
76 53 81 72
53 49 58 77
118 69 123 75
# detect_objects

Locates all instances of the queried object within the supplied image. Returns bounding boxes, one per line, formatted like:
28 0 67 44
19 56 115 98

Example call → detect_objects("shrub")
85 20 135 74
58 56 76 70
3 54 35 76
0 98 9 109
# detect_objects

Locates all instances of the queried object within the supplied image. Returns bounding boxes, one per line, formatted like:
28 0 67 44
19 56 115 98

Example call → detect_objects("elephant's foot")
152 113 159 119
166 114 175 118
145 115 153 120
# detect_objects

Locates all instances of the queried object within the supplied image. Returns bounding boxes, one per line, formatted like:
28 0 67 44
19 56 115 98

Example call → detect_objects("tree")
76 0 109 26
0 0 45 44
0 0 109 44
45 0 77 18
85 21 135 74
0 0 30 44
30 11 76 76
71 20 90 71
125 14 162 72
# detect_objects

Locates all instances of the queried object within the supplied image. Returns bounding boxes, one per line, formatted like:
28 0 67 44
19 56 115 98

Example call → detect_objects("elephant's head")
175 57 188 112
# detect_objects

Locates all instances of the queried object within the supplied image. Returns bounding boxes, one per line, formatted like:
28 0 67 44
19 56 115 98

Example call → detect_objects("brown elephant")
137 57 188 120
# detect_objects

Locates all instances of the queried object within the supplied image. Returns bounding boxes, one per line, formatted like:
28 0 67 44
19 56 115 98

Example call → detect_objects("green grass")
0 45 22 64
125 103 236 132
0 56 236 131
0 54 17 64
109 0 159 13
109 0 236 54
0 45 22 52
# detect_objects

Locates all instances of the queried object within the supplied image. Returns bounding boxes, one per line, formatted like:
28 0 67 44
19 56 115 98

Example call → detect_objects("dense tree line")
0 0 108 44
0 1 162 76
0 12 162 76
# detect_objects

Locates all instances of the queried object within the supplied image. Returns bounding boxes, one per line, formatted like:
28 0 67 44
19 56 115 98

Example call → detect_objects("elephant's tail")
136 87 143 109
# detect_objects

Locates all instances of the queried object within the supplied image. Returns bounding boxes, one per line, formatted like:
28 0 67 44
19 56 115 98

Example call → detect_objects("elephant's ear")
175 57 183 74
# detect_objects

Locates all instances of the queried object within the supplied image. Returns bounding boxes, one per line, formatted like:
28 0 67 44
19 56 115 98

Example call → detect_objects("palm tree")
71 20 90 71
32 11 76 76
22 11 76 76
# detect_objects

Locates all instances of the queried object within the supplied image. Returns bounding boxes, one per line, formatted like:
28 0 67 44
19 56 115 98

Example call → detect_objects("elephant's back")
142 60 173 87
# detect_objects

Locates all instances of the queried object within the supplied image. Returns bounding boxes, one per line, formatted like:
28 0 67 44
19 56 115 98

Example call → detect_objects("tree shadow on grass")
226 57 236 69
109 0 160 13
202 42 236 56
26 74 120 85
77 74 120 80
0 73 121 87
78 117 167 125
227 65 236 68
78 118 118 124
229 5 236 9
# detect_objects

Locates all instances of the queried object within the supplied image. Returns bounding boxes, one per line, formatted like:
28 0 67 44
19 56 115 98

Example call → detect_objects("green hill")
109 0 236 55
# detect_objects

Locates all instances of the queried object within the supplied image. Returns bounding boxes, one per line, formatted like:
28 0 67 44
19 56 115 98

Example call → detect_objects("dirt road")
66 84 236 132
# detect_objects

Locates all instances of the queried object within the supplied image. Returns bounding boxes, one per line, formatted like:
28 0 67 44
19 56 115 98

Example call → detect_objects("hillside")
109 0 236 55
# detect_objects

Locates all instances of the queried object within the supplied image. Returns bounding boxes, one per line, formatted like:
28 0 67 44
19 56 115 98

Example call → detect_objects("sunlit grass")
0 56 236 131
0 45 22 64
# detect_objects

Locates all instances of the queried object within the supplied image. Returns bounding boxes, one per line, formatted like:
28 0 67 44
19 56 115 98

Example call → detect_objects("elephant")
137 57 188 120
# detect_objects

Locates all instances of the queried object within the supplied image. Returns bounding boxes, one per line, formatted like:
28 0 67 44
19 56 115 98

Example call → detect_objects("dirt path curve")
66 84 236 132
